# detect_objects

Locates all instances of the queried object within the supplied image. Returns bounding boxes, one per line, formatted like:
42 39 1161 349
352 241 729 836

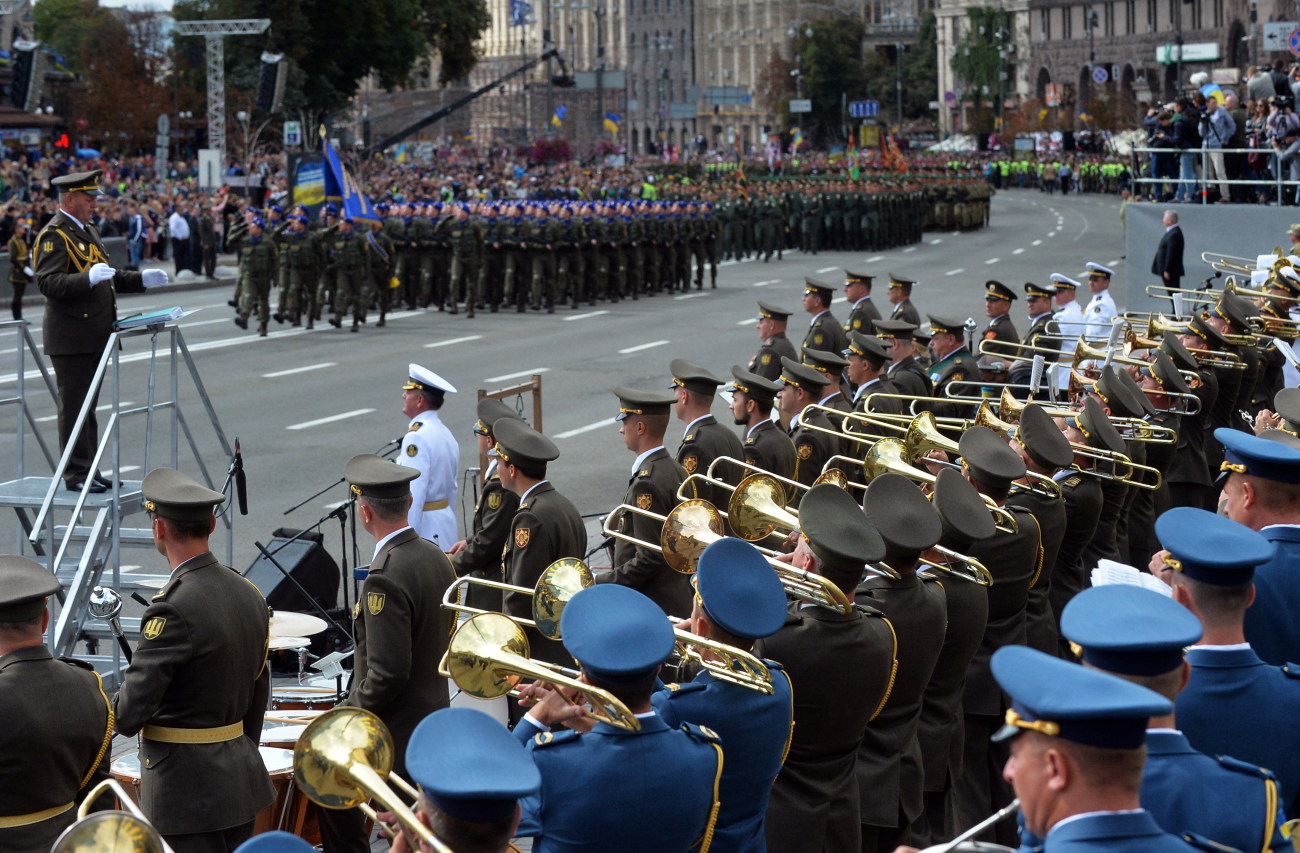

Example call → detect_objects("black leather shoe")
92 473 119 489
66 479 107 494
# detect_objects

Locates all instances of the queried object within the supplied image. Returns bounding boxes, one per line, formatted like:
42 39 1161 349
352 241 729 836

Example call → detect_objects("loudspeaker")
244 529 340 613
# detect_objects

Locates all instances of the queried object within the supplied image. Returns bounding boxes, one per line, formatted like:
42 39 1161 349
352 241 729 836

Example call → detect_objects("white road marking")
554 419 615 439
817 266 838 273
486 368 550 383
903 247 917 253
1107 258 1123 266
119 465 140 473
674 292 707 300
866 256 884 263
929 239 943 245
1013 248 1025 255
287 408 376 430
36 401 132 424
737 318 757 326
262 362 337 378
618 340 670 354
1032 240 1043 246
564 311 608 321
178 318 232 328
945 268 965 276
752 280 779 287
425 335 483 349
985 258 1000 265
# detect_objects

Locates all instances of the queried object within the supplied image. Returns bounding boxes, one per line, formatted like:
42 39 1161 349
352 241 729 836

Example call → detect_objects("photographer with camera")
1146 109 1178 201
1198 94 1236 203
1269 96 1300 205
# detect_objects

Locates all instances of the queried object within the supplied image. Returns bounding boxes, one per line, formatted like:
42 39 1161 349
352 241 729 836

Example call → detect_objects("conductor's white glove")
142 269 168 289
22 266 33 277
88 262 116 286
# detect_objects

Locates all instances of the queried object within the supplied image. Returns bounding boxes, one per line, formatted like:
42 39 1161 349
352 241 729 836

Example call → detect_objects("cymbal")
269 610 327 638
268 635 311 651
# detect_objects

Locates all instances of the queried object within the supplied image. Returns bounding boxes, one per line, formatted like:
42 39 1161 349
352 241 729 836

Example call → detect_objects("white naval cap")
402 363 458 396
1049 273 1080 290
1082 262 1114 278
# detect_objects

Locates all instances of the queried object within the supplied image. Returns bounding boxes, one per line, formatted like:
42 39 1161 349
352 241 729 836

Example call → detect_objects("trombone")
689 454 848 501
997 388 1177 444
294 707 454 852
441 558 592 640
602 498 727 574
440 612 641 731
1143 316 1252 362
51 779 173 853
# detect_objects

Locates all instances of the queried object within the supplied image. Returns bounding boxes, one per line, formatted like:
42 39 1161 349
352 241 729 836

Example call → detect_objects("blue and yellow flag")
319 126 380 223
50 54 71 75
394 143 407 163
509 0 532 26
603 112 621 134
551 105 568 127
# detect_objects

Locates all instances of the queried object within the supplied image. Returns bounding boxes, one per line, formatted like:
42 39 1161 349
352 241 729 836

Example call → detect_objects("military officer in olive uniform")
1008 282 1058 395
981 280 1020 348
756 484 899 853
780 357 837 487
750 301 799 382
887 274 922 326
321 454 456 853
671 358 745 503
800 278 850 356
113 467 274 853
844 269 882 335
877 320 934 399
729 366 798 483
599 388 692 617
0 556 114 853
495 417 586 666
447 399 523 614
36 169 167 494
229 216 278 337
924 316 982 421
653 538 795 853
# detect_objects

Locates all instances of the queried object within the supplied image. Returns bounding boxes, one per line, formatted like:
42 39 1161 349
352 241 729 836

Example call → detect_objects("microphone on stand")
234 437 248 516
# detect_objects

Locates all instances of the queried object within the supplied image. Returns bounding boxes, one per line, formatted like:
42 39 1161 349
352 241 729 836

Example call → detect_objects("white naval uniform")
1083 289 1118 340
1053 300 1088 392
398 410 459 549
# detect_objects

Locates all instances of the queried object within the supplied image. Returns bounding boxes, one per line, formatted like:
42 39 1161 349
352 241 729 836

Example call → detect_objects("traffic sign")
848 100 880 118
1092 66 1108 84
283 121 302 146
1290 27 1300 57
1265 22 1300 51
944 91 956 104
788 99 812 114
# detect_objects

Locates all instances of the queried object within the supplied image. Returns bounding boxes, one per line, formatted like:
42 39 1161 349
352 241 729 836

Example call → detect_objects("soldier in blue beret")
1153 506 1300 816
376 707 541 853
652 538 793 853
1215 427 1300 666
985 645 1203 853
1049 585 1288 853
514 584 723 853
233 832 315 853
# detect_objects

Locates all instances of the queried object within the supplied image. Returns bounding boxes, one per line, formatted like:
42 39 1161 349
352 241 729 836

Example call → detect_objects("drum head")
110 752 141 780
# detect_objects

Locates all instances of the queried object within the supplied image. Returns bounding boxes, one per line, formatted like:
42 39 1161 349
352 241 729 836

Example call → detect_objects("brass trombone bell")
672 627 776 692
442 558 593 640
293 707 452 853
51 779 173 853
728 472 800 542
442 612 641 731
602 499 726 574
701 453 844 498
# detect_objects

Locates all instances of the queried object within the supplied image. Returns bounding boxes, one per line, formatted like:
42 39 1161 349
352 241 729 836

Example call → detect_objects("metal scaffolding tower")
174 18 271 169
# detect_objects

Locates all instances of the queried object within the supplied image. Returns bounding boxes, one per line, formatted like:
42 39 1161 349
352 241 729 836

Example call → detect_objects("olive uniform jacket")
855 573 948 830
35 210 145 357
890 299 921 327
750 333 799 382
981 314 1019 347
802 311 850 357
113 552 275 836
604 448 693 617
450 464 519 613
790 406 840 488
678 415 746 511
756 602 898 853
888 357 934 399
0 646 113 853
743 420 797 484
344 528 456 778
1007 488 1066 656
504 480 587 665
1049 471 1104 659
925 348 982 422
846 297 883 335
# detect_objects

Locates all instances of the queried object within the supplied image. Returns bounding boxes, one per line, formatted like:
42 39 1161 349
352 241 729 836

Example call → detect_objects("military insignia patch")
813 334 825 345
367 592 386 615
406 445 418 457
409 422 423 431
699 725 720 739
797 444 813 460
515 527 530 548
950 371 965 382
535 731 554 746
683 455 698 474
983 331 997 340
636 493 654 510
353 601 361 620
42 240 53 253
760 353 772 364
142 617 166 640
487 493 502 509
852 320 862 329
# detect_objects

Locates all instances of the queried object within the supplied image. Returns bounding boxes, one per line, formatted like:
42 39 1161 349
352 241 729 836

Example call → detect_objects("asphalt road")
0 187 1127 578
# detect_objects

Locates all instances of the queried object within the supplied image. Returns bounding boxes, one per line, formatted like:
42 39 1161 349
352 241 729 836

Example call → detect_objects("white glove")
22 265 32 277
88 262 116 286
142 269 168 289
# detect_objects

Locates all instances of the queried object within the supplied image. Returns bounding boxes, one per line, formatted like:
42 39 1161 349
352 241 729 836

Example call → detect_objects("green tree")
799 15 876 146
949 6 1012 135
34 0 120 72
901 11 939 120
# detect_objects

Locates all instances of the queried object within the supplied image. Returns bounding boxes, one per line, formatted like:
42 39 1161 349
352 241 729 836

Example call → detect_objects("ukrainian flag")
319 126 380 223
603 112 621 134
551 105 568 127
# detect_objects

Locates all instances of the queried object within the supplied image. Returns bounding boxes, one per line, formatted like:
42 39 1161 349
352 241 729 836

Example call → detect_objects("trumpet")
440 612 641 731
295 707 453 852
602 498 727 574
1073 339 1200 387
51 779 173 853
441 558 592 640
1144 316 1251 365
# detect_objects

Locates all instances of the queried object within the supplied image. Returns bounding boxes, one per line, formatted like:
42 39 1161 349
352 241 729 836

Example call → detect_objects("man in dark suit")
321 454 456 853
35 169 168 492
495 417 586 666
1151 209 1185 293
0 556 114 853
113 468 274 852
600 387 691 617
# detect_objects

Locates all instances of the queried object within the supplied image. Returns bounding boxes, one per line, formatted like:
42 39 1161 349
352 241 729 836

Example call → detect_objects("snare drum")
260 724 308 751
270 688 339 713
109 746 297 833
